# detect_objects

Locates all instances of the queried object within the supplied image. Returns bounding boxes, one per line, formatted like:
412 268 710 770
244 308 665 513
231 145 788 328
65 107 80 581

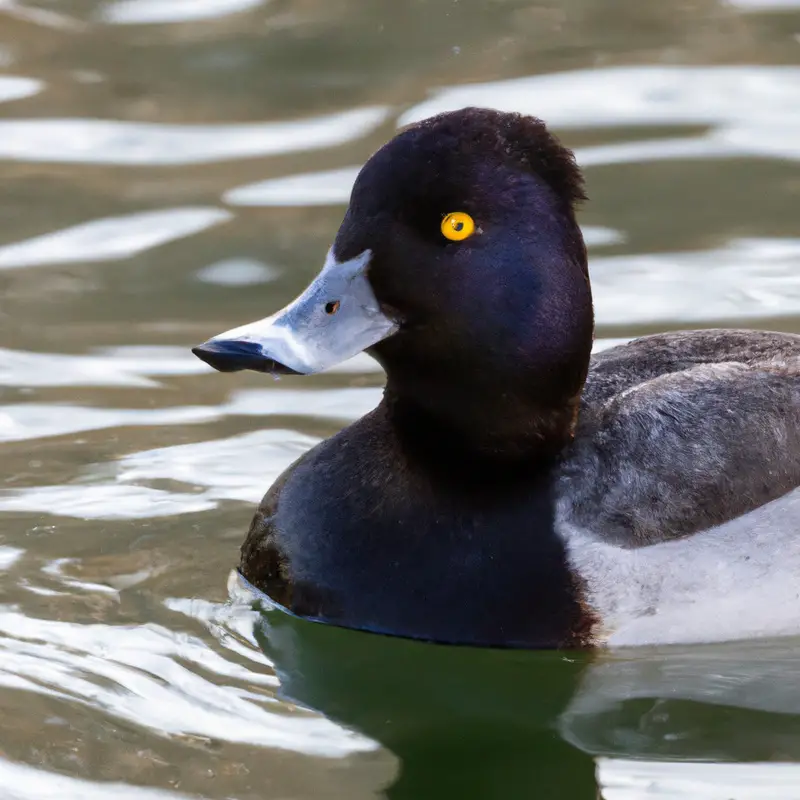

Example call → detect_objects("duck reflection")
249 591 800 799
254 603 594 799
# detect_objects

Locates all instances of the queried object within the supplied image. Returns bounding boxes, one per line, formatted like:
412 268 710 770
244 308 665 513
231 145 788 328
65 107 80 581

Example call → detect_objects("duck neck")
382 375 581 471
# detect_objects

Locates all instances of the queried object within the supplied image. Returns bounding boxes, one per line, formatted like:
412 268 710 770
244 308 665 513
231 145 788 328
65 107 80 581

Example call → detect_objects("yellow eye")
441 211 475 242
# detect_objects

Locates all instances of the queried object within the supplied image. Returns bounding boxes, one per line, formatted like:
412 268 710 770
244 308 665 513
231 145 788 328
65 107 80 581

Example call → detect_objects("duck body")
239 328 800 648
193 107 800 649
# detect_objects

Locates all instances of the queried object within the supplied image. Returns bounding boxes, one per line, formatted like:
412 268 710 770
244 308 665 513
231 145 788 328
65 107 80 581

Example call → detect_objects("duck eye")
441 211 475 242
324 300 340 315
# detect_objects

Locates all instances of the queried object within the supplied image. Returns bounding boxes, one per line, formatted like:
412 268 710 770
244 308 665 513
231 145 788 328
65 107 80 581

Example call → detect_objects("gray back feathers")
559 330 800 545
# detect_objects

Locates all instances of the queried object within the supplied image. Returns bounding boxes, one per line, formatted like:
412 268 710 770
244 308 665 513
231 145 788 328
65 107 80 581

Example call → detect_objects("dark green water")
0 0 798 797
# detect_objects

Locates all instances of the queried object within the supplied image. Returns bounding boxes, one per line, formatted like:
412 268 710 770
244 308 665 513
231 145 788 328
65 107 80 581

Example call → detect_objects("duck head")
193 108 593 457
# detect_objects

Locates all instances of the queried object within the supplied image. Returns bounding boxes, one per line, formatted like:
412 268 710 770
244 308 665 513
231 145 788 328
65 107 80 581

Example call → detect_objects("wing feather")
560 330 800 545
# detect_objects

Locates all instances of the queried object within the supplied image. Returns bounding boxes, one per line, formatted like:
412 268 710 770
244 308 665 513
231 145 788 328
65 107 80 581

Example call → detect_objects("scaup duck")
193 108 800 649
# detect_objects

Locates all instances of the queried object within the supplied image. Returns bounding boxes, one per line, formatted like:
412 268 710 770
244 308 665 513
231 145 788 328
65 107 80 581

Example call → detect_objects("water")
0 0 798 796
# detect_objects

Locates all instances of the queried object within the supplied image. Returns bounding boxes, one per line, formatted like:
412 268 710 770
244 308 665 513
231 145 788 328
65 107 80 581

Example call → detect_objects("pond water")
0 1 799 797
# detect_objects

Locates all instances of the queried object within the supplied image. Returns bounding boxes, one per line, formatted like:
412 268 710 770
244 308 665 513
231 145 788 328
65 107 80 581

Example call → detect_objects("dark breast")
239 408 595 648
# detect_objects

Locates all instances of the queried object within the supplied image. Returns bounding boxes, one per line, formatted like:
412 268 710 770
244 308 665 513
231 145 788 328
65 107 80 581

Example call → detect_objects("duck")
193 107 800 649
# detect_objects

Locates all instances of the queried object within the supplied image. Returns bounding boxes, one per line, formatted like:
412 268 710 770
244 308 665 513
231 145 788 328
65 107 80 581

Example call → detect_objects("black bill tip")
191 340 300 375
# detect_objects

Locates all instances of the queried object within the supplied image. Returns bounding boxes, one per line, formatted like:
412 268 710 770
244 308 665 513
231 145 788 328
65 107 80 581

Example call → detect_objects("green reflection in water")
257 607 596 799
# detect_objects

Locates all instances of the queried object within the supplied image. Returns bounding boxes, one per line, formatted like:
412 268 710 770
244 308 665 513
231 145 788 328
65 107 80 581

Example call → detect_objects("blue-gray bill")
192 249 398 375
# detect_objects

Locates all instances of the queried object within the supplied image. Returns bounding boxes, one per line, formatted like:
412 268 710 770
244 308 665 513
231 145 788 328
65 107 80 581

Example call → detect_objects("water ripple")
100 0 268 25
0 107 389 166
0 208 233 270
0 607 371 755
0 403 219 443
225 387 382 422
0 75 43 103
0 429 317 519
165 595 275 671
195 257 279 286
118 428 320 504
0 759 201 800
592 238 800 325
0 485 216 519
0 1 83 30
224 167 361 207
597 759 800 800
729 0 800 10
0 547 24 570
0 346 209 389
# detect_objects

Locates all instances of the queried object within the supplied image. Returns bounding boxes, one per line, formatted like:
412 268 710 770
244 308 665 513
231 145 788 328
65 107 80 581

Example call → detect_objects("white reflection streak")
0 389 358 447
592 238 800 325
0 547 23 569
97 345 218 376
196 258 279 286
224 166 361 207
576 137 747 167
0 107 389 166
101 0 267 25
0 609 373 756
0 208 233 270
729 0 800 9
0 391 369 445
0 403 221 443
165 596 275 671
0 75 43 103
224 386 383 422
0 346 210 389
597 758 800 800
0 429 318 519
0 1 84 31
0 758 200 800
118 428 320 504
0 485 216 520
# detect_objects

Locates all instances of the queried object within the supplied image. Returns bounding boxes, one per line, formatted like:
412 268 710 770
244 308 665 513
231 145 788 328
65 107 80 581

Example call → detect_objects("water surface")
0 1 799 797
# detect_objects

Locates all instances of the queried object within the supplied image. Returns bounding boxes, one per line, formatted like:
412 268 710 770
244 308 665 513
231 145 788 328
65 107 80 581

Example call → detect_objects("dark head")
193 108 594 459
